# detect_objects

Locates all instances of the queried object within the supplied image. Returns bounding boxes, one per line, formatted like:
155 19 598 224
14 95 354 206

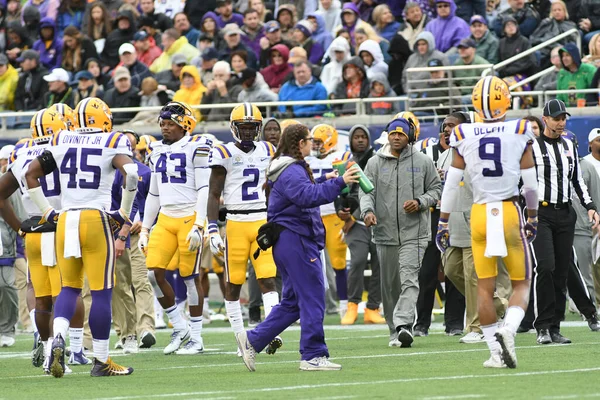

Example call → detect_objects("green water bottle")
331 160 375 194
332 159 350 194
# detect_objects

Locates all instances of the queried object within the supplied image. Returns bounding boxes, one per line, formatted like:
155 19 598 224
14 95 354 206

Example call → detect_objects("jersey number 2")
479 137 503 177
242 168 259 201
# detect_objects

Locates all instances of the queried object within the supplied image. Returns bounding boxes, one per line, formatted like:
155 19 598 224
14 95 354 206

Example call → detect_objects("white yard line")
542 394 600 399
422 395 486 400
85 367 600 400
5 341 599 381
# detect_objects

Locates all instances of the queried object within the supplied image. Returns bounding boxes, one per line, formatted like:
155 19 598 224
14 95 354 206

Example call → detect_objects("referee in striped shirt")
531 99 600 344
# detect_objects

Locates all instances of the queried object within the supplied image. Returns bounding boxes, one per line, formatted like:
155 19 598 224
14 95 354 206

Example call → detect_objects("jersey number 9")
479 137 503 177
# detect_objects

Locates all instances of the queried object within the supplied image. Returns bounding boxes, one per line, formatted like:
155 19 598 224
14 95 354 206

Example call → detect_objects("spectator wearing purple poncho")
424 0 471 53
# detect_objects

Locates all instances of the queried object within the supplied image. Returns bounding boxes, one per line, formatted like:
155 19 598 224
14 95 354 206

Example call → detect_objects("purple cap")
265 20 280 33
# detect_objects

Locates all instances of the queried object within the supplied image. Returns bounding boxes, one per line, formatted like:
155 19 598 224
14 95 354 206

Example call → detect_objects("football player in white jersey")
306 124 351 319
138 101 211 355
436 76 538 369
0 107 93 373
24 97 138 377
207 103 281 354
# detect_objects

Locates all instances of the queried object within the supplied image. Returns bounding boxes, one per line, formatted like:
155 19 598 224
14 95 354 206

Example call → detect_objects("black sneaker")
446 328 463 337
413 328 428 337
90 357 133 376
248 306 261 328
550 331 571 344
587 315 600 332
396 326 414 348
536 329 552 345
139 331 156 349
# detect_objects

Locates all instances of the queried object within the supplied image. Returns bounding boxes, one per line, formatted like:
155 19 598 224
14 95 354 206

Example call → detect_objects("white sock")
69 327 83 354
155 297 164 319
482 323 500 353
225 300 244 335
203 297 210 311
177 301 187 316
30 309 38 334
503 306 525 335
93 339 109 363
53 317 70 342
262 291 279 318
190 316 203 341
165 305 187 331
43 340 50 359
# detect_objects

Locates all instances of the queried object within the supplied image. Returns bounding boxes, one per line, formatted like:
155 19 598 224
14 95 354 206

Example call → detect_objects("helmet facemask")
232 121 261 148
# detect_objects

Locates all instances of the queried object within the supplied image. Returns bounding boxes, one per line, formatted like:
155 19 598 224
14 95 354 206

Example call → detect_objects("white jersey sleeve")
8 145 62 217
451 119 532 204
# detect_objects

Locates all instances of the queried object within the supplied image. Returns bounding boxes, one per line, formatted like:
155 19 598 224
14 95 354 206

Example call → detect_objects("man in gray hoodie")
402 31 449 93
360 118 442 347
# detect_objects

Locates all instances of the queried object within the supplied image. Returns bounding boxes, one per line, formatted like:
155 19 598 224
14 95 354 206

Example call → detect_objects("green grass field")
1 316 598 400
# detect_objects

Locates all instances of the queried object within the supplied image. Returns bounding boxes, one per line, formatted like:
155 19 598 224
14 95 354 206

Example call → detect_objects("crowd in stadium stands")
0 0 599 125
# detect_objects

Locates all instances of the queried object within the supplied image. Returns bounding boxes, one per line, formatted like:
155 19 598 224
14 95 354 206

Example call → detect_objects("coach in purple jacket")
235 124 358 372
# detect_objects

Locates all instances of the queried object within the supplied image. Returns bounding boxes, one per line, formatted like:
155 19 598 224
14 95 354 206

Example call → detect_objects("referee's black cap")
543 99 571 118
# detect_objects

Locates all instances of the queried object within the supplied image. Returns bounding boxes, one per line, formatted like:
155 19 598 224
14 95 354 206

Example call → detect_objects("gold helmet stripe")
78 98 92 128
34 108 45 138
481 76 492 120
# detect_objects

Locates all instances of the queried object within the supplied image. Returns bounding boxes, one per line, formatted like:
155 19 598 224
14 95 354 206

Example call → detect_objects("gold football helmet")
472 76 511 121
74 97 113 132
393 111 420 140
230 102 263 143
280 119 301 132
311 124 338 155
159 101 197 134
47 103 76 130
30 108 67 144
136 134 157 151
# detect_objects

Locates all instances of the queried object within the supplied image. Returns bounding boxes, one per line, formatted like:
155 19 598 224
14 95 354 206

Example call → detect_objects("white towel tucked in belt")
485 202 508 258
64 210 82 258
41 232 56 266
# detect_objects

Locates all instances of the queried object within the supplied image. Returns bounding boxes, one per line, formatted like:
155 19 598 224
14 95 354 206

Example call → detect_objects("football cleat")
235 331 256 372
483 350 507 368
495 327 517 368
48 333 66 378
265 336 283 355
90 357 133 377
32 334 44 367
299 357 342 371
68 350 92 365
139 331 156 349
122 335 139 354
175 339 204 355
163 327 191 355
